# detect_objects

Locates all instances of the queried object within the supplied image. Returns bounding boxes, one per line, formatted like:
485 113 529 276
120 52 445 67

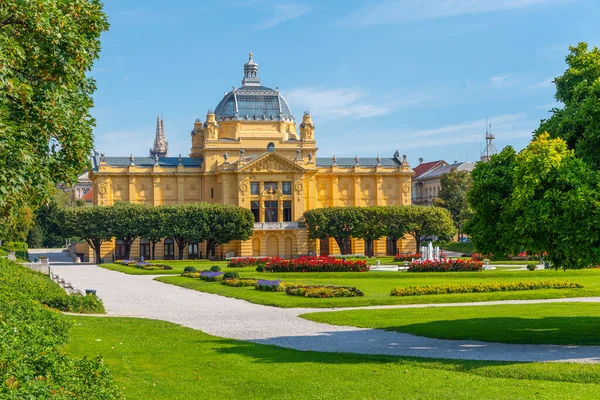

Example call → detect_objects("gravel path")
52 264 600 364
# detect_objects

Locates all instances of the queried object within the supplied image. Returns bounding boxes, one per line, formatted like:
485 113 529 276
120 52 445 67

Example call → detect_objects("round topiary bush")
210 265 221 272
256 265 265 272
183 266 197 273
223 271 239 280
527 264 537 271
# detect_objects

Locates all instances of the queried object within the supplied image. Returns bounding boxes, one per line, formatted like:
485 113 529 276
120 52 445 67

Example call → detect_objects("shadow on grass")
381 317 600 346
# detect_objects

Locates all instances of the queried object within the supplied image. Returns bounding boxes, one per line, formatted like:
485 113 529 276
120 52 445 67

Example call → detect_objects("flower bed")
391 280 583 296
228 257 273 268
393 253 421 262
254 279 304 292
408 259 483 272
286 285 364 298
221 278 257 287
116 260 172 270
264 256 369 273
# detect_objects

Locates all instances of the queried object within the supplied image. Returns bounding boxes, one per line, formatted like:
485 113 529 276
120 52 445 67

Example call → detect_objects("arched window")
267 142 275 152
115 239 126 260
140 239 150 260
164 237 175 260
188 241 199 260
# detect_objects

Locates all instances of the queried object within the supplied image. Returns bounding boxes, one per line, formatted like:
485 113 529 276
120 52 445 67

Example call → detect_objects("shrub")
408 259 483 272
228 257 273 268
182 271 201 278
391 280 583 296
0 259 122 398
255 279 282 291
394 253 421 262
184 266 197 273
286 285 364 298
223 271 239 280
256 265 265 272
210 265 222 272
264 256 369 273
116 260 173 270
221 278 257 287
527 264 537 271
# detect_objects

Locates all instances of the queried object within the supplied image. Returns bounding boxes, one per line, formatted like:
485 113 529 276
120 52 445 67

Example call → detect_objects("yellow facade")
88 55 415 262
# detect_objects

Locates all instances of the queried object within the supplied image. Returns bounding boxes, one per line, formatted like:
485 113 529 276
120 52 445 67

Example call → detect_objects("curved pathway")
52 264 600 364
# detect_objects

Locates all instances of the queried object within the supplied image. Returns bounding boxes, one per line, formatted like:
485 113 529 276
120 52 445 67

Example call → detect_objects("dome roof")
213 54 294 122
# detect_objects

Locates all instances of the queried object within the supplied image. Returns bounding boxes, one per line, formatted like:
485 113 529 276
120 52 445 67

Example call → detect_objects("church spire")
150 114 168 158
242 52 260 86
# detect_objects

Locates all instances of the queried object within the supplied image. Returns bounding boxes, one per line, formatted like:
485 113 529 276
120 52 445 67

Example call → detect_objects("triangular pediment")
238 151 306 173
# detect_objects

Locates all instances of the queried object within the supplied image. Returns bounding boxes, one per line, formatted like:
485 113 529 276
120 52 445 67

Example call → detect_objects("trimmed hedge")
391 280 583 297
408 259 483 272
286 285 364 298
264 256 369 273
0 259 121 398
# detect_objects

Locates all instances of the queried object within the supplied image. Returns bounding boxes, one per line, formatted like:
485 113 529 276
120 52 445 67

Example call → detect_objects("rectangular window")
264 182 278 192
282 181 292 195
264 201 278 222
211 188 214 198
251 201 260 222
283 200 292 222
250 182 259 195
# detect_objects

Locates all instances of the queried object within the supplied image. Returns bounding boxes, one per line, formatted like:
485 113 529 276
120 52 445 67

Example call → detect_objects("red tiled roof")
82 189 94 202
413 160 446 178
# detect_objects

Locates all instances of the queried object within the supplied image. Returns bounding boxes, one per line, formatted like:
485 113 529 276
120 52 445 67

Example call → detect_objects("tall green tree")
403 206 456 250
512 133 600 269
536 42 600 169
465 147 520 258
61 206 112 264
434 170 472 240
110 202 147 260
381 206 409 256
0 1 109 240
202 204 254 258
139 206 167 260
304 207 363 255
355 207 387 257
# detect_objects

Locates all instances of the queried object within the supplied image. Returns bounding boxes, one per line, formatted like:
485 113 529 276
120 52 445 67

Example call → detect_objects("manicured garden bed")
263 256 369 272
391 280 582 296
65 316 600 400
301 302 600 346
157 268 600 308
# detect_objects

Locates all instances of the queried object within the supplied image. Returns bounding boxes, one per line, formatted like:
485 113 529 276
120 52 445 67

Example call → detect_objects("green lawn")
302 303 600 346
65 316 600 400
99 260 230 275
156 268 600 308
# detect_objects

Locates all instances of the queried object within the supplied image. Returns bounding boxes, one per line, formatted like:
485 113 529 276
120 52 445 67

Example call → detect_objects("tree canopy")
434 169 472 240
0 1 109 240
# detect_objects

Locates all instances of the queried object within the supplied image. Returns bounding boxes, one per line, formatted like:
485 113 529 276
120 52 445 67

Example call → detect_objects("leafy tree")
381 206 409 256
27 224 44 248
304 207 363 255
512 133 600 269
161 205 192 260
110 202 147 260
139 206 167 260
0 1 109 239
61 206 112 264
355 207 387 257
404 206 456 250
434 170 472 240
31 189 79 248
0 204 34 243
536 42 600 169
465 147 520 257
202 204 254 258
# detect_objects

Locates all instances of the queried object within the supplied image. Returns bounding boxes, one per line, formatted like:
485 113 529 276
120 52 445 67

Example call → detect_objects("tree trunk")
388 237 398 256
334 237 351 255
151 241 157 260
415 233 422 251
365 239 374 257
206 240 220 259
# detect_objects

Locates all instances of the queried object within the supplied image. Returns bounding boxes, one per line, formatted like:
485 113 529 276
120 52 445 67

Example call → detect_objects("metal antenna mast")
481 118 497 161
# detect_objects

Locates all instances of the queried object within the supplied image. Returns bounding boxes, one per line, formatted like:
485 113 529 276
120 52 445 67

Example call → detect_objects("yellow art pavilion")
88 54 415 261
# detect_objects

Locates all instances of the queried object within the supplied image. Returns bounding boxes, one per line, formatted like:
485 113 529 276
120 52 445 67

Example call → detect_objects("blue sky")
91 0 599 165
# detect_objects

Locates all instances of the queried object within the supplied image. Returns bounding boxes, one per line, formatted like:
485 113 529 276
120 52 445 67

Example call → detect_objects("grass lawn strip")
65 316 600 400
301 303 600 346
157 268 600 308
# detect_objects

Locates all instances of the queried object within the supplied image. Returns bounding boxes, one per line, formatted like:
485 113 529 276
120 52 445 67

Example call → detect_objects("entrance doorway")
266 236 279 257
319 238 329 256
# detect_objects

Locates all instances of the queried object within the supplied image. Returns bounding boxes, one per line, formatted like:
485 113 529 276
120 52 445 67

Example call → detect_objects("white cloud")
255 2 310 31
489 74 524 88
521 76 555 91
343 0 567 26
285 86 443 121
